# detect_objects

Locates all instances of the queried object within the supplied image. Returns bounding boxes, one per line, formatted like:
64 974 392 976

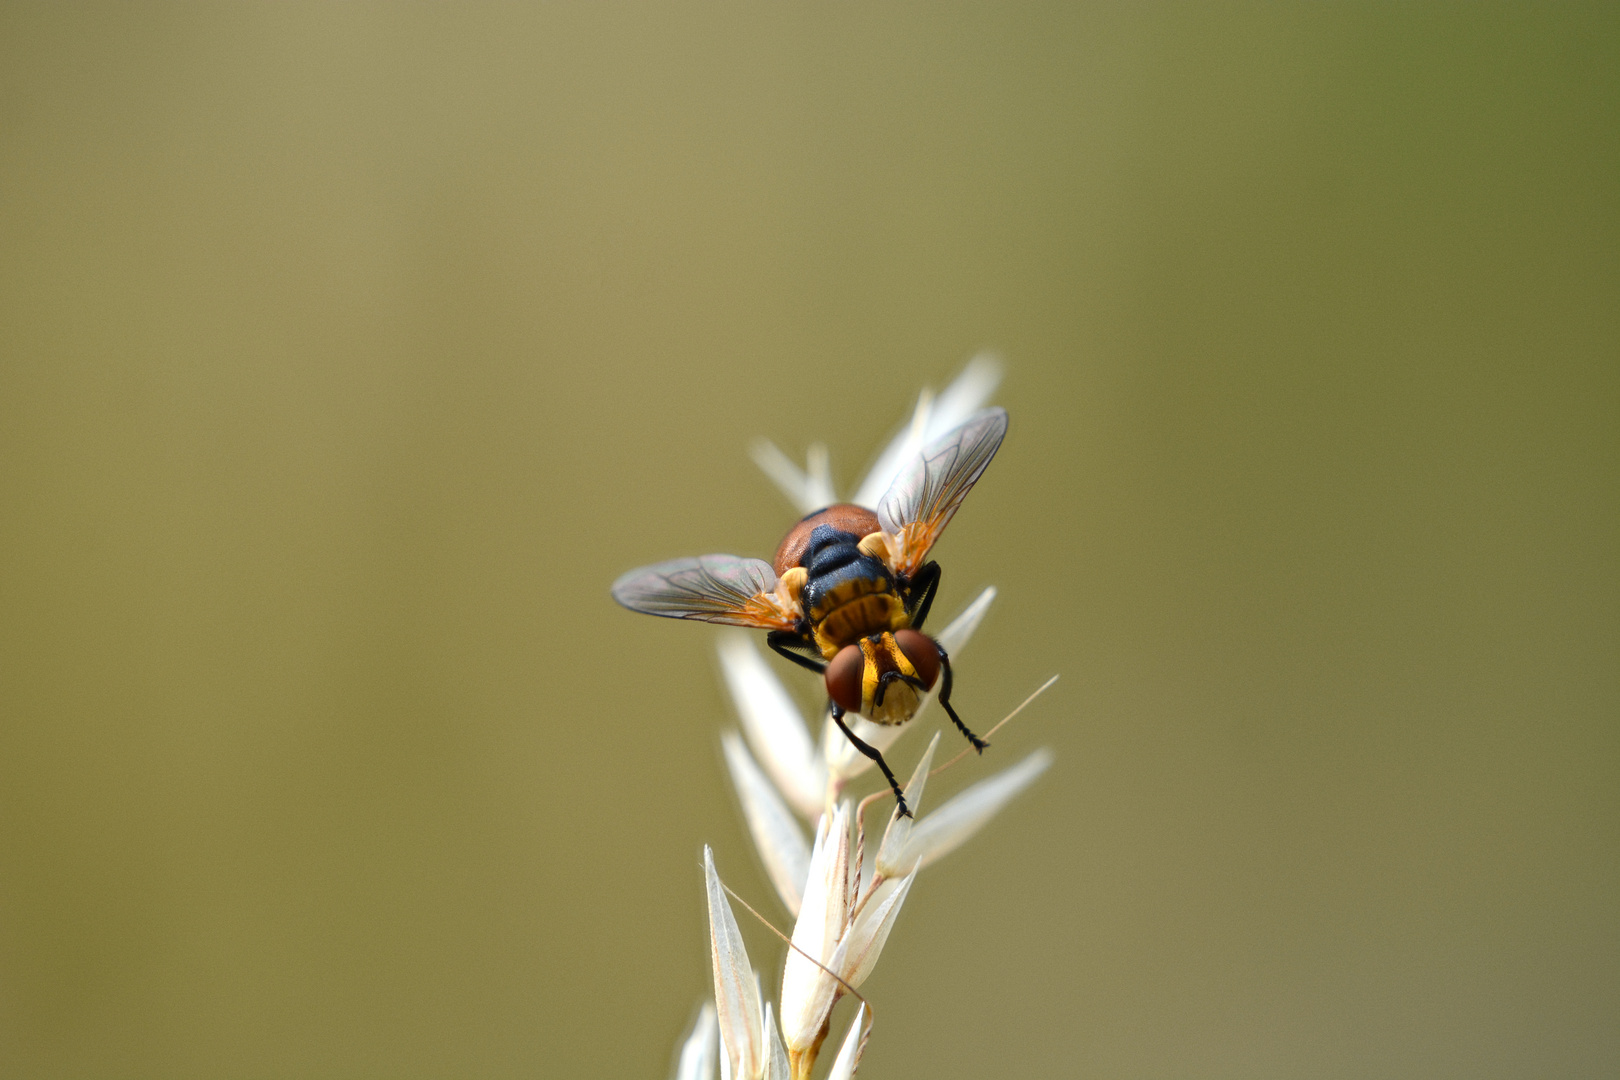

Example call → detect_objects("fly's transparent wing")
875 407 1008 577
611 555 800 631
851 354 1002 510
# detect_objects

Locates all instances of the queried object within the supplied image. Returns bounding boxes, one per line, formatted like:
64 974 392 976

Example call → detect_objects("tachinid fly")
611 408 1008 817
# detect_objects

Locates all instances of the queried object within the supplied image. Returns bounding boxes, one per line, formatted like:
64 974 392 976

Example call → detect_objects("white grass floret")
750 439 836 517
705 847 764 1080
719 633 826 817
761 1001 791 1080
779 803 852 1053
824 1004 869 1080
720 733 811 916
675 1001 719 1080
878 748 1055 878
933 583 996 654
838 870 916 990
875 733 940 874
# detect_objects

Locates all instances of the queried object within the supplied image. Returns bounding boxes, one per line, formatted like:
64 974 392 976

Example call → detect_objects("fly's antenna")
931 674 1059 778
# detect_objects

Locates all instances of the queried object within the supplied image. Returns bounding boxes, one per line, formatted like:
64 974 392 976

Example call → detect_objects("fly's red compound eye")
894 628 941 691
825 644 865 714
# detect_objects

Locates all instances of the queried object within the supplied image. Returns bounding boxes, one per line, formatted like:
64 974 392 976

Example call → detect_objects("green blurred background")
1 4 1615 1077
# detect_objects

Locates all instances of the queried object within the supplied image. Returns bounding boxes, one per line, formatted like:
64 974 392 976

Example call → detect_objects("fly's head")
824 628 940 725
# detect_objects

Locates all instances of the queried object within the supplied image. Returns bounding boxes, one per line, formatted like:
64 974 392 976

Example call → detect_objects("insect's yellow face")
863 671 923 724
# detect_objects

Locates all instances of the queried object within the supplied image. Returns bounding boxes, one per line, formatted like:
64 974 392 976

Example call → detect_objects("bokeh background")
1 4 1615 1078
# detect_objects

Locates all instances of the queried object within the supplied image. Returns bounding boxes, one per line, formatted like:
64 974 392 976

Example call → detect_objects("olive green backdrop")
1 4 1614 1078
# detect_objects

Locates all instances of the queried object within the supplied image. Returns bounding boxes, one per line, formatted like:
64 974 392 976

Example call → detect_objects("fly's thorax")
772 504 881 578
798 525 886 594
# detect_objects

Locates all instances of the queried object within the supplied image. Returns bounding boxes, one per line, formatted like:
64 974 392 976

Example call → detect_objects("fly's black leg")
768 630 826 674
907 561 942 630
831 704 911 818
935 643 989 752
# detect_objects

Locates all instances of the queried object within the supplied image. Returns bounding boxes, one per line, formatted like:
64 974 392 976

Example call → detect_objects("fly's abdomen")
818 591 901 649
792 522 906 655
806 563 907 654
